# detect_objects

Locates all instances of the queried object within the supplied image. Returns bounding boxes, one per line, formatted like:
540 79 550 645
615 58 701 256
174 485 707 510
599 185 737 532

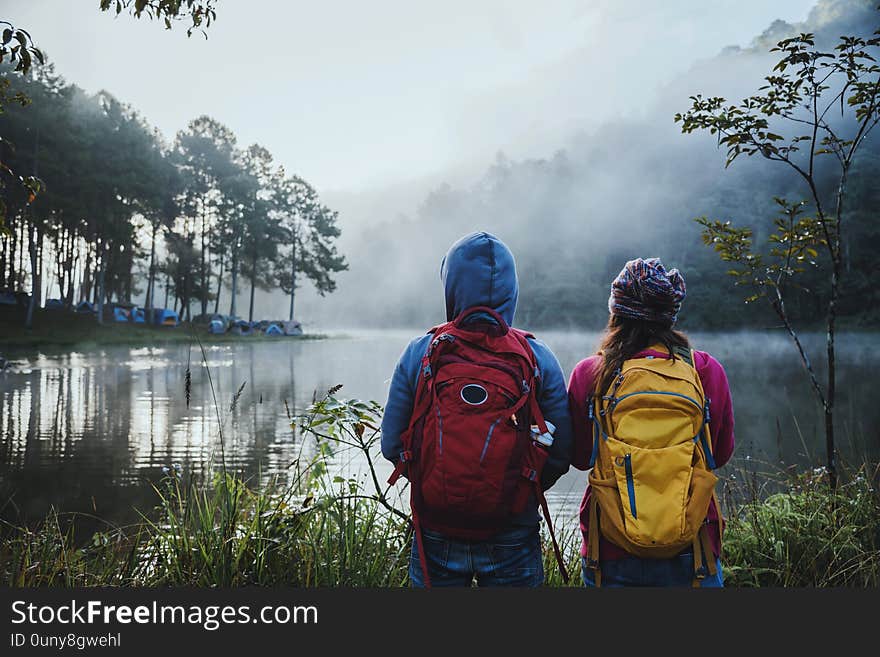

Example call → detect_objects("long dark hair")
593 315 690 396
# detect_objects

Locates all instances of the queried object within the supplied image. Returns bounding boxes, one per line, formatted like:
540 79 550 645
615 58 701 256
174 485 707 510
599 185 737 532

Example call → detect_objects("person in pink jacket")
568 257 735 586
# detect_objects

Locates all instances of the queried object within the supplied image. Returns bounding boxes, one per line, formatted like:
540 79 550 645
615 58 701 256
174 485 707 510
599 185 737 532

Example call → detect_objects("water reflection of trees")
0 343 324 528
2 335 872 532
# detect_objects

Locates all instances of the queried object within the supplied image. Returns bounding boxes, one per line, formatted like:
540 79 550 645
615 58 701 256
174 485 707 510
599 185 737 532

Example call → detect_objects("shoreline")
0 329 328 351
0 308 327 354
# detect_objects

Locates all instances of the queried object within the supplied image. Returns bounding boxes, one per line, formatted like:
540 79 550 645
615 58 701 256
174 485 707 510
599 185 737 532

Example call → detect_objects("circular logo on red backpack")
460 384 489 405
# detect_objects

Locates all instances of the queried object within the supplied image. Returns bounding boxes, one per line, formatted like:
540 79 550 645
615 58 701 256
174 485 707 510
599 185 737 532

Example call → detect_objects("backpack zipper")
479 419 502 463
611 390 702 410
624 453 637 519
436 407 443 454
434 354 526 390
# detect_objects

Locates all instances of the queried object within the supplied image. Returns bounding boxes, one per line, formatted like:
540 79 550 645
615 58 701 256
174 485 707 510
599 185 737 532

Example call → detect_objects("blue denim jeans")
409 525 544 587
581 554 724 588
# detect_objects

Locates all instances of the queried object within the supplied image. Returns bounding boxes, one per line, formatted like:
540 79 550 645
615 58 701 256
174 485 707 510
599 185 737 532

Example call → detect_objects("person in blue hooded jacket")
381 231 573 587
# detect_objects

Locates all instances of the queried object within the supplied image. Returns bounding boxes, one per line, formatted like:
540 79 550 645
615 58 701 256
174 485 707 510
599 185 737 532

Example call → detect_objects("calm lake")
1 330 877 532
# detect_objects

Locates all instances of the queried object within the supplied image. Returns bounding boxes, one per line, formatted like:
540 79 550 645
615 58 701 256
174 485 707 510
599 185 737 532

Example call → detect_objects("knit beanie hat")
607 257 686 326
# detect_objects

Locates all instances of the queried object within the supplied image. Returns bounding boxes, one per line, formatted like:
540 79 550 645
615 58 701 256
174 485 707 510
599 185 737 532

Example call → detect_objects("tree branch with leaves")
676 17 880 488
98 0 217 36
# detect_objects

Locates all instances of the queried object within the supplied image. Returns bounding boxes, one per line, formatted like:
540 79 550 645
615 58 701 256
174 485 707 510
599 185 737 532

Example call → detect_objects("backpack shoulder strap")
671 344 694 368
502 327 538 372
681 347 718 470
400 328 457 444
426 322 450 335
510 327 536 340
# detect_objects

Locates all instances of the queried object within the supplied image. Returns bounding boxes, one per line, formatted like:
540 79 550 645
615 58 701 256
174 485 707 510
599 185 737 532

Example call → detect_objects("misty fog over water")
1 330 876 531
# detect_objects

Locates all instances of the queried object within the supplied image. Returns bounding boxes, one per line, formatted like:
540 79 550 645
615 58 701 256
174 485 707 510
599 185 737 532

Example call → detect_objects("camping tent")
75 300 96 314
151 308 179 327
282 320 303 336
209 314 230 330
131 307 146 323
112 306 130 323
44 298 64 310
264 323 283 336
208 319 226 334
229 320 254 336
0 290 16 306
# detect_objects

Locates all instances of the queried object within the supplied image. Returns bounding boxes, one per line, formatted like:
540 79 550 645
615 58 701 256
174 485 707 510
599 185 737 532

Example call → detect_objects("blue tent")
131 307 146 324
208 319 226 334
0 290 16 306
264 323 283 336
75 300 96 314
45 298 64 310
112 307 130 323
151 308 179 327
210 313 229 329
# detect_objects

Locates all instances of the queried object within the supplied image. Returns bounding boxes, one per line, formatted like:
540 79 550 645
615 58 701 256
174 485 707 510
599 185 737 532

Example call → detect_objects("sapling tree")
675 20 880 488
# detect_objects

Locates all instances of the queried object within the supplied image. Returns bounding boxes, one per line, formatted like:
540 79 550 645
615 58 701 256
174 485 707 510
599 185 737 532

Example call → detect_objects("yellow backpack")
585 345 721 586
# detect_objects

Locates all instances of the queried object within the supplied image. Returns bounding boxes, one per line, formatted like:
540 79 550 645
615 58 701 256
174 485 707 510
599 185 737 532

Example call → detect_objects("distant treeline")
0 64 346 324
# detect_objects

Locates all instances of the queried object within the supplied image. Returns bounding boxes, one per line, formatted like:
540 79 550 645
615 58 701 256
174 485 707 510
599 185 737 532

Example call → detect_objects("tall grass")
0 510 144 587
722 462 880 587
0 389 412 587
541 522 582 587
1 383 878 587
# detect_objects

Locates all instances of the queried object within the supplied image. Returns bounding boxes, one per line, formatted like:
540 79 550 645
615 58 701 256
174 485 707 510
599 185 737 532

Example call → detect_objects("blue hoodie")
380 231 573 528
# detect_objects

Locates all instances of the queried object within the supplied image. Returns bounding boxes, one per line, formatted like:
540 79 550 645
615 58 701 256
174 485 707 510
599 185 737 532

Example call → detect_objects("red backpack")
387 306 568 587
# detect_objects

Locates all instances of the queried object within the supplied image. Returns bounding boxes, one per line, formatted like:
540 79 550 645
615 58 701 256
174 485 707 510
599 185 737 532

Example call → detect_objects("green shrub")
723 464 880 587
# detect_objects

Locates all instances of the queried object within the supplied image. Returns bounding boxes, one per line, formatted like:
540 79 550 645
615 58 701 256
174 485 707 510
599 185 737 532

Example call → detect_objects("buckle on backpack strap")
585 558 600 571
399 450 412 463
388 457 408 486
428 333 454 354
423 364 432 378
521 467 538 482
695 565 708 580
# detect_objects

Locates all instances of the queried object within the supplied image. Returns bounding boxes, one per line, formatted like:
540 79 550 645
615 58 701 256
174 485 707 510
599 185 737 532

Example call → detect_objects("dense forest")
0 63 346 325
302 0 879 331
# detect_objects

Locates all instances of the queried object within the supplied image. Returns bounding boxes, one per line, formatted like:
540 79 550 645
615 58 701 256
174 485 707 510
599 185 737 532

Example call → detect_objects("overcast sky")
1 0 817 194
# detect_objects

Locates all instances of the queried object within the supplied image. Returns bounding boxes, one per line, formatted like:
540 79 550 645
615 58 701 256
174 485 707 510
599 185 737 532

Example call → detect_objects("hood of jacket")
440 231 518 325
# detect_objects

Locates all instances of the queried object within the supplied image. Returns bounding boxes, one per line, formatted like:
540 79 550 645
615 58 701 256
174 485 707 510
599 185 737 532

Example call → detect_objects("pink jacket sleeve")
568 355 602 470
693 350 735 468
